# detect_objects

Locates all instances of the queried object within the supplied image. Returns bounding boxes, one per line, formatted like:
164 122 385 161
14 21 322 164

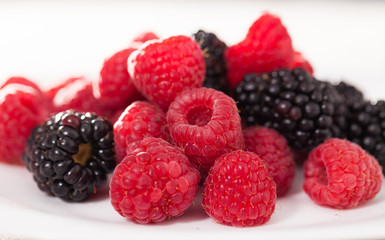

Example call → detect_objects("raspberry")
131 31 159 45
244 126 295 197
94 48 143 110
113 101 170 162
128 35 205 111
292 51 314 75
0 82 51 164
109 137 200 224
225 13 295 89
234 68 347 151
22 110 116 201
167 87 244 172
49 76 107 117
193 30 230 94
303 138 383 209
1 76 42 92
202 150 276 227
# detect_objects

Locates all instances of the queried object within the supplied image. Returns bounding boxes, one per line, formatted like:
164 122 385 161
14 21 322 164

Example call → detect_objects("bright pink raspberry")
128 35 205 111
303 138 383 209
225 12 295 89
202 150 276 227
109 137 200 224
0 83 51 164
167 87 244 172
244 126 295 197
113 101 170 162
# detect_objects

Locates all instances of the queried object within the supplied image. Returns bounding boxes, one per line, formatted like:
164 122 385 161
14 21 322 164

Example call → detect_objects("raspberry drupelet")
167 87 244 172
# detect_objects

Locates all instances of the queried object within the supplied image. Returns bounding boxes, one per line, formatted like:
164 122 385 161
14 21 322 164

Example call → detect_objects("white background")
0 1 385 240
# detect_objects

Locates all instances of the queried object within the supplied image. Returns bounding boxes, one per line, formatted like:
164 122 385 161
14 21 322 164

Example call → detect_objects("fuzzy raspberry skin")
303 138 383 209
0 84 51 164
167 87 244 172
94 48 143 110
109 137 200 224
113 101 170 162
292 51 314 75
244 126 295 197
128 35 206 111
225 13 295 90
202 150 276 227
48 76 109 117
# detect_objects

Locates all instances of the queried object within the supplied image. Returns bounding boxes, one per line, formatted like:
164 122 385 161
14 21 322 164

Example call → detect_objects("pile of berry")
0 12 383 227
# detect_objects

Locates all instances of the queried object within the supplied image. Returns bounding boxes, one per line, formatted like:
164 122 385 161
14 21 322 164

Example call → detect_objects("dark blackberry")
234 68 346 152
344 100 385 174
22 110 116 202
335 81 364 107
193 30 230 94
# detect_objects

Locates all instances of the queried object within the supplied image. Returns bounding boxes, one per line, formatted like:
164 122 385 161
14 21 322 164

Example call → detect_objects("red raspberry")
1 76 42 92
202 150 276 227
131 31 159 46
109 137 200 224
225 12 295 89
292 51 314 75
303 138 383 209
94 48 143 110
45 76 80 101
244 126 295 197
48 76 109 117
167 87 244 172
0 83 50 164
128 35 205 111
113 101 170 162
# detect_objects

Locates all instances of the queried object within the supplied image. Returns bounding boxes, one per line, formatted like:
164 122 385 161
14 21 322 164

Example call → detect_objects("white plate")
1 1 385 240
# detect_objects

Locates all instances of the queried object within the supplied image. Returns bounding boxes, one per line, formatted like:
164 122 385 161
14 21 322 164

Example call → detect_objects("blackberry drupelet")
22 110 116 201
193 30 230 94
335 81 364 107
234 68 346 152
344 100 385 174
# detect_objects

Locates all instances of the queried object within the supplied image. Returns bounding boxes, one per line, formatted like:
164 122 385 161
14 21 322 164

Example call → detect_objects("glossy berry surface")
113 101 170 162
244 126 295 196
128 35 205 110
202 150 276 227
303 138 383 209
167 87 244 172
22 110 116 201
109 137 200 224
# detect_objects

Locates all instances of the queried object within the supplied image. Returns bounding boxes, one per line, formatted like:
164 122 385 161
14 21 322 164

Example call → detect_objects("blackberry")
234 68 346 152
193 30 230 94
335 81 364 107
22 110 116 202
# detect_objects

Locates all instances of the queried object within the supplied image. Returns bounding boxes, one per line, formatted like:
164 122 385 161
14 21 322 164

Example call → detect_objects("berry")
243 126 295 196
167 87 244 172
202 150 276 227
94 48 143 110
128 35 205 110
22 110 116 201
1 76 42 92
335 81 364 107
131 31 159 45
303 138 383 209
113 101 170 162
292 51 313 75
49 76 107 117
109 137 200 224
225 13 295 89
0 82 51 164
193 30 230 94
234 68 347 152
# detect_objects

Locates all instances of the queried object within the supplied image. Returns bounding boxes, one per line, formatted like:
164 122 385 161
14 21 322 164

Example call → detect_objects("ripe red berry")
1 76 42 93
128 35 206 110
109 137 200 224
202 150 276 227
131 31 159 46
0 82 51 164
225 12 295 89
244 126 295 197
95 48 143 110
303 138 383 209
113 101 170 162
292 51 314 75
167 87 244 172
